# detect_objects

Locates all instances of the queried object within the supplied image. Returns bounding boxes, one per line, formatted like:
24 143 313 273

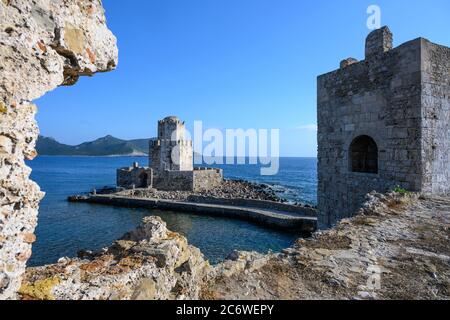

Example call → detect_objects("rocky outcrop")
202 192 450 300
0 0 118 300
21 192 450 300
20 217 209 300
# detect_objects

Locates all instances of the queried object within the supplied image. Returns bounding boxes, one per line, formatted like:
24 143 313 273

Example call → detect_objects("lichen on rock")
19 276 61 300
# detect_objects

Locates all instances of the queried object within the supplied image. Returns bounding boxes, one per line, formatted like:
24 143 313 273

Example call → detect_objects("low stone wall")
187 196 317 217
153 170 194 191
151 168 224 192
193 168 223 192
113 179 281 202
117 167 153 189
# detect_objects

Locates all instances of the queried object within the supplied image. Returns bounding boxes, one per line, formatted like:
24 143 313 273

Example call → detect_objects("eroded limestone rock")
0 0 118 300
19 191 450 300
21 217 210 300
203 192 450 300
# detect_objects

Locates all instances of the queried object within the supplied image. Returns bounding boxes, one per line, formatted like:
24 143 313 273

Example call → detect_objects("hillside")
36 135 154 156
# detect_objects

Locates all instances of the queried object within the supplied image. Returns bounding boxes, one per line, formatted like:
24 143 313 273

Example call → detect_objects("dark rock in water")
68 195 89 202
95 186 123 195
77 250 95 260
226 250 241 261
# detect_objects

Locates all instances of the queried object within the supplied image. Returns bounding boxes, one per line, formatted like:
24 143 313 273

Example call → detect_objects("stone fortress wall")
317 27 450 227
153 170 194 192
117 116 223 192
117 162 153 189
420 40 450 195
193 168 224 192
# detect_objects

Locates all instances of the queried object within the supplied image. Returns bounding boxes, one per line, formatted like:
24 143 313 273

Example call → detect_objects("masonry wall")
153 171 194 191
193 169 223 192
117 167 153 189
420 40 450 195
318 34 424 226
149 140 161 171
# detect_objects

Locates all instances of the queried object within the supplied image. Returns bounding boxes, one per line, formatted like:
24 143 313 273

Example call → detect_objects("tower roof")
162 116 181 122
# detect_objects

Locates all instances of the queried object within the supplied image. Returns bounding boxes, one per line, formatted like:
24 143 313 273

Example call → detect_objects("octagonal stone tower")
150 116 193 172
317 27 450 227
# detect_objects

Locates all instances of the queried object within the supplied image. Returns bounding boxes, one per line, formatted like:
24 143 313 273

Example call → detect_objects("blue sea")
26 157 317 266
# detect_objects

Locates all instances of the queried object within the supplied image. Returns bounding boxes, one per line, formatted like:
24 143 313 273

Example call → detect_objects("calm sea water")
26 157 317 266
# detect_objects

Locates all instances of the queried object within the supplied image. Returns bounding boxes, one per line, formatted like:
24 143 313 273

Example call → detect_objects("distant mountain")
36 135 155 156
36 136 73 155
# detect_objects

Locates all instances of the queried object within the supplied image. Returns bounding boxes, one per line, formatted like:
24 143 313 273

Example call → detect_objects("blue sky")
36 0 450 157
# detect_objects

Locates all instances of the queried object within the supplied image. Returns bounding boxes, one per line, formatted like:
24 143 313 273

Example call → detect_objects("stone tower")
150 116 194 171
118 116 222 192
317 26 450 227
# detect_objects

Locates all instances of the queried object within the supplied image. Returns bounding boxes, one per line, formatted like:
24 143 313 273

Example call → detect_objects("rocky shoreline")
20 216 208 300
114 179 286 203
20 191 450 300
202 192 450 300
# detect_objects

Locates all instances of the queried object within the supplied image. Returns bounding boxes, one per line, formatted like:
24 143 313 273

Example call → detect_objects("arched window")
349 135 378 174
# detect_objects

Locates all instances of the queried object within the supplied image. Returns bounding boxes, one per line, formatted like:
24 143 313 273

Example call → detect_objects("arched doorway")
349 135 378 174
138 172 149 188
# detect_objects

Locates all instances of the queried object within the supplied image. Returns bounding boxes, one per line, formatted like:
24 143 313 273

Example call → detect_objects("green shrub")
393 186 409 195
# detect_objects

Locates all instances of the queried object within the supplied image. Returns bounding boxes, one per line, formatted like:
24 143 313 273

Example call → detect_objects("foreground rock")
21 192 450 300
202 192 450 300
20 217 209 300
0 0 118 299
